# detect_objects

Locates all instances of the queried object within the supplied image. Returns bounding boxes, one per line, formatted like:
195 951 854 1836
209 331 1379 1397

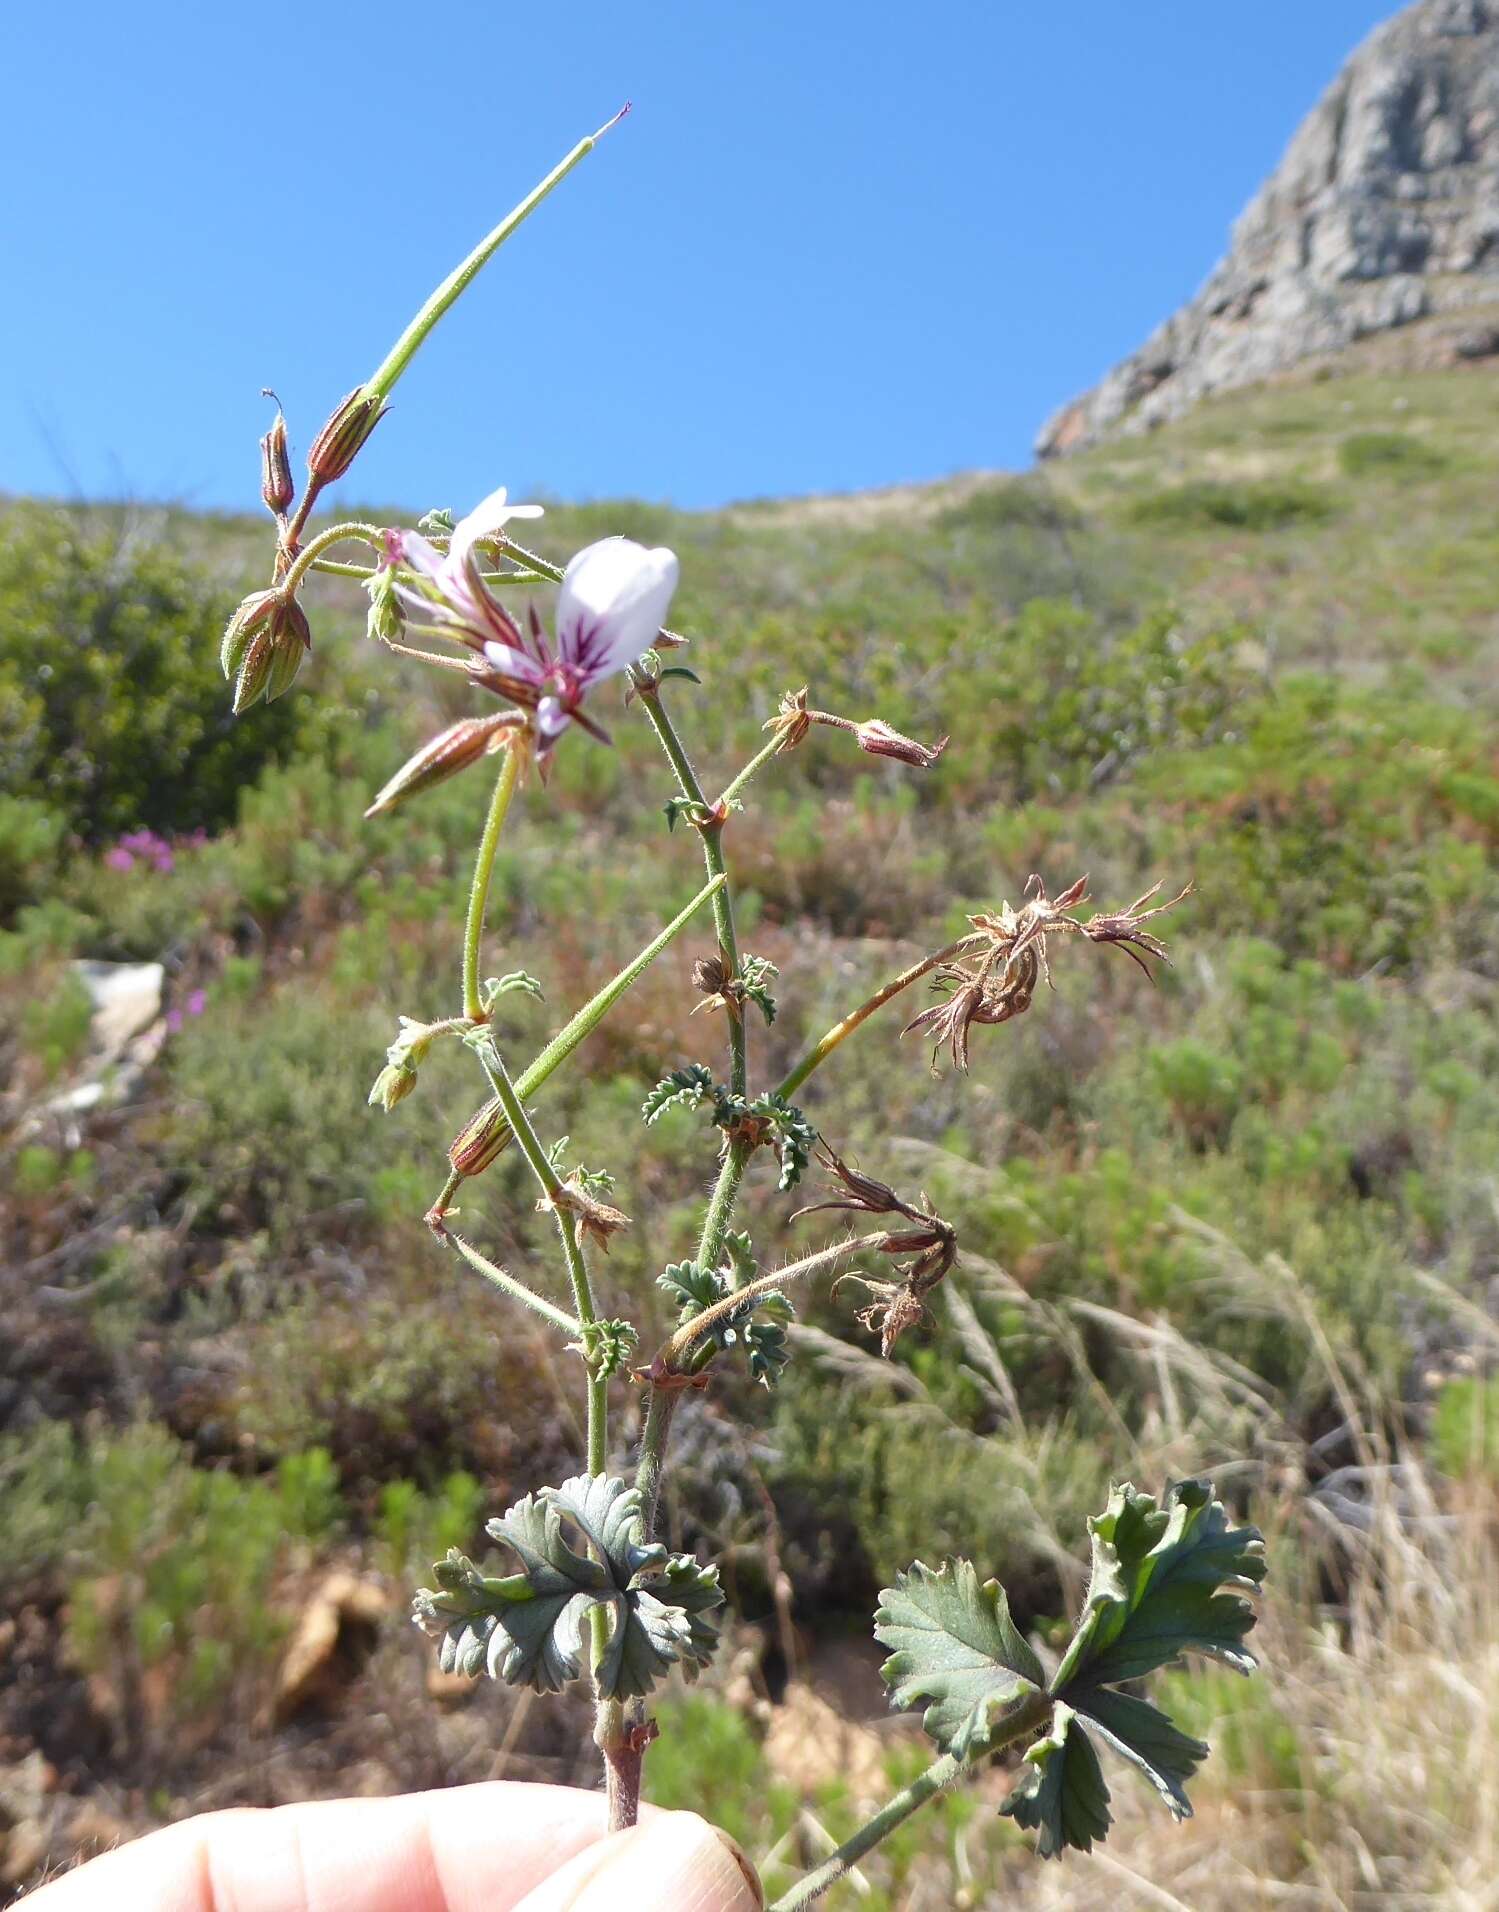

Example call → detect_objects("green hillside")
3 361 1498 1904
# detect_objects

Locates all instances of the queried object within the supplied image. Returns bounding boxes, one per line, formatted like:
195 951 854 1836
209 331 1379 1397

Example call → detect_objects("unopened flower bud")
221 589 278 679
306 386 387 483
369 1059 419 1111
448 1095 513 1178
231 594 311 711
853 718 948 770
365 714 521 818
259 404 294 515
232 626 276 713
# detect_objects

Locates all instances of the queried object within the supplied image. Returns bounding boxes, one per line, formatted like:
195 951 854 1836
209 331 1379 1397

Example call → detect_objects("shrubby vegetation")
3 362 1499 1901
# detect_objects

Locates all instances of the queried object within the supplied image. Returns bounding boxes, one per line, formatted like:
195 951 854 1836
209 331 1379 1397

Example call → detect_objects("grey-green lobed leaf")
874 1558 1045 1759
877 1478 1264 1861
413 1475 724 1702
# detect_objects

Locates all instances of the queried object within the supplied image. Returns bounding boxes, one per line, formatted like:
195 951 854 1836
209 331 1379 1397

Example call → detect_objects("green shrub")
1125 479 1335 531
1431 1378 1499 1480
1338 432 1448 478
0 505 297 855
20 968 95 1079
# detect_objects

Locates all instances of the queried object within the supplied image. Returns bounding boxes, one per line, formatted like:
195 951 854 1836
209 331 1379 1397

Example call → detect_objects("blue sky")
3 2 1393 514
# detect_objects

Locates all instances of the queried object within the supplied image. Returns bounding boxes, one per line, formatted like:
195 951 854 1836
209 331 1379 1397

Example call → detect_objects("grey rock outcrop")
1038 0 1499 456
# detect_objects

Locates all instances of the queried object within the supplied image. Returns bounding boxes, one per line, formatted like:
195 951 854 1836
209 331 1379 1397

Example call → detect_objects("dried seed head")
764 687 813 753
538 1176 633 1253
853 718 948 770
259 400 294 515
306 385 387 483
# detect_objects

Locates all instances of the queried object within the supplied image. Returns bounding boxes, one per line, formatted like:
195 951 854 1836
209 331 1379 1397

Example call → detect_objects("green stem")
468 872 727 1160
443 1229 581 1335
280 520 384 596
769 1694 1052 1911
717 733 784 811
476 1040 605 1473
364 111 627 406
632 682 746 1098
775 934 985 1101
463 745 524 1023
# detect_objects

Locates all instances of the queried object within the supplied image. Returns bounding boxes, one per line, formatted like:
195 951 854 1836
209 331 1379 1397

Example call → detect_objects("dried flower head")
764 687 813 753
903 874 1190 1072
538 1176 633 1254
801 1146 957 1355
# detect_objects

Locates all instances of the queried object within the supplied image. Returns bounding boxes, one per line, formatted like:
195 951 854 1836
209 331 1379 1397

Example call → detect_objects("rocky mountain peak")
1038 0 1499 456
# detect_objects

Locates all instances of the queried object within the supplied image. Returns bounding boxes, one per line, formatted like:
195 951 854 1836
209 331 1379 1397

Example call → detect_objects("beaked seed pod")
306 386 387 483
259 410 294 515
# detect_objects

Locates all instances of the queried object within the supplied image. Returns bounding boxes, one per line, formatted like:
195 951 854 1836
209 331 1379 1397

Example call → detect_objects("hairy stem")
632 681 746 1096
463 745 524 1023
475 1040 604 1469
657 1233 877 1374
717 732 785 810
441 1229 581 1335
457 872 727 1163
776 933 986 1100
769 1692 1052 1910
278 520 384 596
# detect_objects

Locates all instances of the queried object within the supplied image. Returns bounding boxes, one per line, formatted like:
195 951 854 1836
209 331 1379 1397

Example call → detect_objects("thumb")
514 1810 764 1912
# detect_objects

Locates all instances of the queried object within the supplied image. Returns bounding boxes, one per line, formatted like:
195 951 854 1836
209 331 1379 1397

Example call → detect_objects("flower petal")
556 539 679 682
450 487 546 575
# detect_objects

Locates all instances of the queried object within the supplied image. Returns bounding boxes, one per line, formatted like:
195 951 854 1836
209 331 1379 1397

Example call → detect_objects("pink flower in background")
104 828 207 875
384 489 679 747
166 989 207 1035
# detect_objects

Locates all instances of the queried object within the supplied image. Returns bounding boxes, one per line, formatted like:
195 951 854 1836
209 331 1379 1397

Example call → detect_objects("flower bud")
853 718 948 770
368 1059 418 1111
220 589 278 679
365 715 520 818
259 408 294 515
448 1095 513 1178
231 594 311 710
306 386 387 483
232 626 276 713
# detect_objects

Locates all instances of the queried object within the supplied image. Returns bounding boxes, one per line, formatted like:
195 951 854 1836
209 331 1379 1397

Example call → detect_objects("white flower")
383 490 679 748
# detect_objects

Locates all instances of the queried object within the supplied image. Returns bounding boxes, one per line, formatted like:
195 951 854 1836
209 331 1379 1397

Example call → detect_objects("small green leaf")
750 1093 817 1191
658 1260 722 1314
874 1558 1044 1759
642 1064 717 1124
417 507 456 536
481 970 545 1011
1001 1704 1112 1858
